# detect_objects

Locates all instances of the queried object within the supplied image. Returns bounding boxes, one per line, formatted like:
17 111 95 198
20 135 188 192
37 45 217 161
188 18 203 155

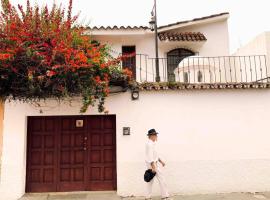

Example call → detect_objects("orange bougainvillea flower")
92 56 100 63
75 52 88 64
0 53 12 60
46 70 57 77
94 76 101 84
104 73 109 82
104 87 110 96
0 0 133 113
122 68 133 79
52 65 62 70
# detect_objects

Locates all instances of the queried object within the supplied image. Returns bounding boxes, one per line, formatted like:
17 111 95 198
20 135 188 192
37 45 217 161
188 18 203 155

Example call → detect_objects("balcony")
120 54 270 90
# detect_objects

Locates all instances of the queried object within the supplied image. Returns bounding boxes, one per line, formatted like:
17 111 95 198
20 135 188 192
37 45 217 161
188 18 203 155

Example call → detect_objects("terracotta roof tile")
158 32 207 42
88 12 229 31
89 25 149 30
158 12 229 30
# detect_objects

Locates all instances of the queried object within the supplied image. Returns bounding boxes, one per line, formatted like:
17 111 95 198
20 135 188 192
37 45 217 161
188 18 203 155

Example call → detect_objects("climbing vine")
0 0 132 113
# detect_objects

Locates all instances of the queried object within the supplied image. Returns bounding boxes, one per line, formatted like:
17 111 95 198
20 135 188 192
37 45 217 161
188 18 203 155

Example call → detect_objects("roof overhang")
86 30 149 36
85 26 150 36
158 32 207 42
158 12 230 32
86 12 229 36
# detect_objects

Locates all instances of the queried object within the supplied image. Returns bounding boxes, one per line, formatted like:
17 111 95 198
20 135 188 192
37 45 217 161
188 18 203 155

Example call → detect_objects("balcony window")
167 48 195 82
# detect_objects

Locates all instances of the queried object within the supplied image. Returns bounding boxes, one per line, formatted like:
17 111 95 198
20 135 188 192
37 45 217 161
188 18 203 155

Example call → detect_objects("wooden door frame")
25 115 117 193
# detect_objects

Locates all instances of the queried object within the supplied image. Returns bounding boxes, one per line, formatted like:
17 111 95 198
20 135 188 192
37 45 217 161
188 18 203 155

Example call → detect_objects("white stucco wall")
234 32 269 56
160 20 230 57
1 89 270 200
92 20 230 58
92 34 158 82
266 33 270 59
90 19 230 82
233 32 270 82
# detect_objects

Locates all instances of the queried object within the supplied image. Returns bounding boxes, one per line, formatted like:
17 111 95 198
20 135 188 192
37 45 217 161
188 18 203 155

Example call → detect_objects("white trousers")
145 162 169 199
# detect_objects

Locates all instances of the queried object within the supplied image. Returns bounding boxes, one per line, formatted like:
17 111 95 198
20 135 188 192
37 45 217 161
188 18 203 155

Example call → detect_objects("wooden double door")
26 115 116 192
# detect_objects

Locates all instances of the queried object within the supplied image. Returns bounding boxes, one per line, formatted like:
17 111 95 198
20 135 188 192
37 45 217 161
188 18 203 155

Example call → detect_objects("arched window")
167 48 195 82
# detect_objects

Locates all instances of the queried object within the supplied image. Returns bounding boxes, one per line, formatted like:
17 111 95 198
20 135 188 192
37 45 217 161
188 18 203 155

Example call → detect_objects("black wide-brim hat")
147 128 158 136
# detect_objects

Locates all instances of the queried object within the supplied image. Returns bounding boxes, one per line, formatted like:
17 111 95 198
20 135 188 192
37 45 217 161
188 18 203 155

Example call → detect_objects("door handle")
83 136 88 151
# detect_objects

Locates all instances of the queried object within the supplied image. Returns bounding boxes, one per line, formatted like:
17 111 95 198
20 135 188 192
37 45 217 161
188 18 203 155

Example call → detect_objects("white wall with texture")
1 89 270 200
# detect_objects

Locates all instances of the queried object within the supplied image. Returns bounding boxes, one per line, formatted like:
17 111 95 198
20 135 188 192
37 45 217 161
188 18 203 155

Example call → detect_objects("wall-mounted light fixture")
131 89 139 100
123 127 131 136
149 16 155 31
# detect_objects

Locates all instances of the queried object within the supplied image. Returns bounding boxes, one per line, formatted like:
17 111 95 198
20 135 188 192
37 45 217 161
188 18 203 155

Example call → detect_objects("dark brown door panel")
26 115 116 192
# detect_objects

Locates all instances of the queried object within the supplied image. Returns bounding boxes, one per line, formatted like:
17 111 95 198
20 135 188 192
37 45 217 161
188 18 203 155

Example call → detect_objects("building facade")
1 13 270 200
233 32 270 83
88 13 230 83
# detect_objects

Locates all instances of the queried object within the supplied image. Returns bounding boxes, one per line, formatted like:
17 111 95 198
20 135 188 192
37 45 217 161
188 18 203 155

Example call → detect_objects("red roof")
88 12 229 31
158 32 207 42
158 12 229 30
90 25 149 30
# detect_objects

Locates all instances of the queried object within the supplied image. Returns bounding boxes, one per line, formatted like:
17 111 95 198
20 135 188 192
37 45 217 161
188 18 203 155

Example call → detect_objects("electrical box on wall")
123 127 130 135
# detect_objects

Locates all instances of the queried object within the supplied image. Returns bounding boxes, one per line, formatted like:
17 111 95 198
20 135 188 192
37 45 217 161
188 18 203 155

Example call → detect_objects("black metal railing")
120 54 270 84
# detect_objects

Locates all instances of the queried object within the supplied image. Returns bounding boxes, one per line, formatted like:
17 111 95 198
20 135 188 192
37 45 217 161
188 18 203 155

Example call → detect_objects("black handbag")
144 169 156 182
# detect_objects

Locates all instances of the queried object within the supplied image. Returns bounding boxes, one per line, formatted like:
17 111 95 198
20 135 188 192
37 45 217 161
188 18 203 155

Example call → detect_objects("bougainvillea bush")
0 0 132 113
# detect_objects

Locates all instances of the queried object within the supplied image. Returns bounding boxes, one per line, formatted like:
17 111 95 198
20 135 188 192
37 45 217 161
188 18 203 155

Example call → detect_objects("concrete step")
19 192 270 200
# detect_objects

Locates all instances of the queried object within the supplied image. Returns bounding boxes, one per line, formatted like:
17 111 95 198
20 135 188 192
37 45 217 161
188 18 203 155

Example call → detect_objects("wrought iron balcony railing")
120 54 270 84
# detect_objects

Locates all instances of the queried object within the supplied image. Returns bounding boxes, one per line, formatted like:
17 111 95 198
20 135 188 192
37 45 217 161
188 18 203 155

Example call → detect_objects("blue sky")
9 0 270 53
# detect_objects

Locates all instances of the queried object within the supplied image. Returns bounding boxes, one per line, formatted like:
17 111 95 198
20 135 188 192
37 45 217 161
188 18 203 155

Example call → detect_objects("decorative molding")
138 82 270 91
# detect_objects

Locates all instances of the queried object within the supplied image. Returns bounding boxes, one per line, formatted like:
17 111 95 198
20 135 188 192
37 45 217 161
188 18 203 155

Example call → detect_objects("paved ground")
18 191 270 200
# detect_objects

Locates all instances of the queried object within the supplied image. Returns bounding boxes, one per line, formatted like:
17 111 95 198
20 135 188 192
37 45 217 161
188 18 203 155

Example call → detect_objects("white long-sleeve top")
145 139 159 163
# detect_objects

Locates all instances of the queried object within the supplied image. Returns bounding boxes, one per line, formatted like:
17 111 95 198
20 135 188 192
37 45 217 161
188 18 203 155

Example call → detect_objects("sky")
8 0 270 53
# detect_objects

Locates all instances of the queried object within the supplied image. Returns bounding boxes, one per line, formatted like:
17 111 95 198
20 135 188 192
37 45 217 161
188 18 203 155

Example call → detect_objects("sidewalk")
19 191 270 200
